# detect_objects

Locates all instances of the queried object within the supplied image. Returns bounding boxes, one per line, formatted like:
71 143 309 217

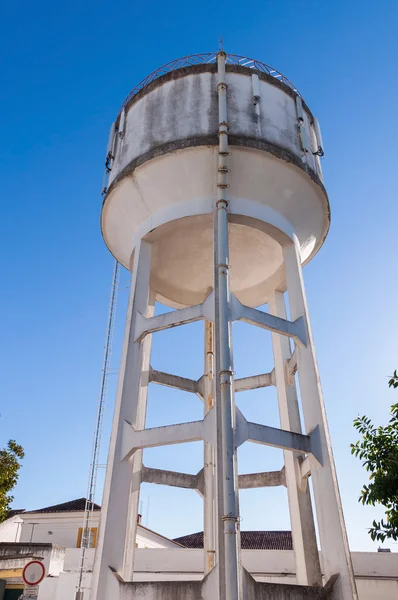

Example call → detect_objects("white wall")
15 547 398 600
38 572 93 600
0 515 23 542
19 513 100 548
356 579 398 600
136 525 180 549
38 577 58 600
18 512 177 551
63 548 95 572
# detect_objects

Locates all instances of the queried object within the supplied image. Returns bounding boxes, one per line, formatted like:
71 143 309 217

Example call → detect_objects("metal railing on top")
119 53 300 114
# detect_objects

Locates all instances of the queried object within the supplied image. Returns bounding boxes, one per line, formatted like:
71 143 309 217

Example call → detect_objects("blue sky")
1 0 398 552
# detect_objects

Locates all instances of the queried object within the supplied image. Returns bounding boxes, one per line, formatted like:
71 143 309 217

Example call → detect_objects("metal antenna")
146 496 151 527
75 259 120 599
219 36 224 51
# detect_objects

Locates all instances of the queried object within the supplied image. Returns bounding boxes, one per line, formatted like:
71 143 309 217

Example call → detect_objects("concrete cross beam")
238 467 286 489
121 407 217 461
134 292 214 342
247 422 322 466
149 367 202 399
234 371 275 392
141 464 286 495
230 294 307 348
141 465 198 491
121 420 204 460
196 468 205 497
141 466 206 499
236 412 322 466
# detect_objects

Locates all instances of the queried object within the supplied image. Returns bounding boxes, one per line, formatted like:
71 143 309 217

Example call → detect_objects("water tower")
91 51 358 600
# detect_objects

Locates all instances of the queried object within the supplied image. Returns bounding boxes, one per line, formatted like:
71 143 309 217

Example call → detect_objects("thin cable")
76 259 120 595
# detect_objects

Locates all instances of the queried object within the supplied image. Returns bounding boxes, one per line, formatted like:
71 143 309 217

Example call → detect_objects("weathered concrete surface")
120 581 203 599
118 574 331 600
249 583 329 599
101 64 329 309
242 568 329 599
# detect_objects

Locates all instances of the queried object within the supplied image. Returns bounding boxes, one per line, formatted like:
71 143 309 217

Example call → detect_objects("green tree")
0 440 25 523
351 371 398 542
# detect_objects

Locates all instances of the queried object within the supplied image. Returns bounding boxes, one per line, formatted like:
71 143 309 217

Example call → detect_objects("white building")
0 498 180 600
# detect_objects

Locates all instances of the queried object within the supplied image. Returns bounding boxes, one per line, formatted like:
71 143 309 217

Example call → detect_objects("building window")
76 527 98 549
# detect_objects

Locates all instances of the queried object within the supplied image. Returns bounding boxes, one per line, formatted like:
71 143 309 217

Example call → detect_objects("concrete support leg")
283 238 358 600
90 240 154 600
204 320 217 574
268 290 322 587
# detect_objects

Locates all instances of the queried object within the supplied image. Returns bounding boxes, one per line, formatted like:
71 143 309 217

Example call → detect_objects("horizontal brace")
237 419 322 466
135 304 202 342
141 465 286 493
248 422 310 454
135 292 214 342
141 465 198 490
231 295 307 347
122 420 204 460
196 375 205 401
235 371 275 392
149 367 202 398
238 467 286 489
196 468 204 497
121 408 216 461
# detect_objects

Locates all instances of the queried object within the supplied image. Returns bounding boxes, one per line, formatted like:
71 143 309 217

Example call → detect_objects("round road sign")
22 561 45 586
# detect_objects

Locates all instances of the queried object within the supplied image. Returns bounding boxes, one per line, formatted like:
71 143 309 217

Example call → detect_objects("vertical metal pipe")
215 50 240 600
204 320 216 574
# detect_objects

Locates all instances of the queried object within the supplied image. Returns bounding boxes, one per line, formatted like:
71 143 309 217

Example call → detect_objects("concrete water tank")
101 53 329 308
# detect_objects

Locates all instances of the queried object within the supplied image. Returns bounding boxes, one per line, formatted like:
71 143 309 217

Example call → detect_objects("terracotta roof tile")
173 530 293 550
26 498 100 514
6 509 26 519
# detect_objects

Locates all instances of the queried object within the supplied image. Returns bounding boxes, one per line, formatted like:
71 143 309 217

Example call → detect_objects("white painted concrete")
102 64 329 308
355 579 398 600
94 52 360 600
269 290 321 586
102 148 327 308
91 240 155 599
284 238 358 600
38 577 58 600
0 542 65 582
1 535 396 599
0 513 23 542
109 72 318 186
19 512 100 548
62 548 94 573
22 552 398 600
136 526 181 549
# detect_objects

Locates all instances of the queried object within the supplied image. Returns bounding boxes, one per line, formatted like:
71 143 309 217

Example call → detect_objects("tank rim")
117 52 302 116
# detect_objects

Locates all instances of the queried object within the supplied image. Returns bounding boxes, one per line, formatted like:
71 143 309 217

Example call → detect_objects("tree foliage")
0 440 25 523
351 371 398 542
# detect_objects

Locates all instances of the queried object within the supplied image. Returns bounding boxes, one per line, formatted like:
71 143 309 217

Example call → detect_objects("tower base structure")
99 566 337 600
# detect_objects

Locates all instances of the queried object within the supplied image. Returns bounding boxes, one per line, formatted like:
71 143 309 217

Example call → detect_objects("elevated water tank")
101 53 328 308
